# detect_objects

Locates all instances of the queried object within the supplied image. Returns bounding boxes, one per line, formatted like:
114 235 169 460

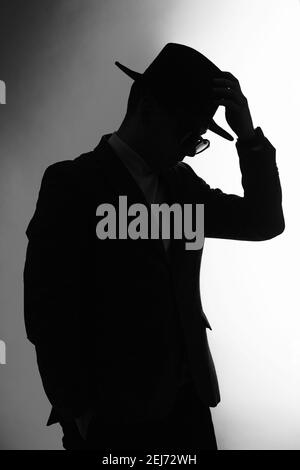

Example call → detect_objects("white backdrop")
0 0 299 449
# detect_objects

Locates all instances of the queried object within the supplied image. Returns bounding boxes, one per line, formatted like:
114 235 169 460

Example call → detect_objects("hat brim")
115 62 142 81
208 119 234 141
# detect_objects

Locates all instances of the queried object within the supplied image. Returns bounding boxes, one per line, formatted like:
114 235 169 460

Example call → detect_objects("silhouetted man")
23 43 285 451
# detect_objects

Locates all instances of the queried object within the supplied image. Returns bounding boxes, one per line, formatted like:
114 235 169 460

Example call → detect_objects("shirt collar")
108 132 154 179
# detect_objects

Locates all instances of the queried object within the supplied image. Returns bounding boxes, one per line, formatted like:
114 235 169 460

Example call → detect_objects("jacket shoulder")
176 161 202 179
175 161 210 190
41 149 96 188
39 160 76 194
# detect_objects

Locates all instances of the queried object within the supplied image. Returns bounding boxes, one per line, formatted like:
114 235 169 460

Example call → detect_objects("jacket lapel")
89 134 179 265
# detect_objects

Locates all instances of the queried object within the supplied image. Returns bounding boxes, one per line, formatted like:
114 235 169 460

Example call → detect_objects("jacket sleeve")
23 162 98 420
180 127 285 241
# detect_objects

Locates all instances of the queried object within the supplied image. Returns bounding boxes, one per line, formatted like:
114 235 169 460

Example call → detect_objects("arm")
180 70 284 241
180 126 285 241
24 162 98 423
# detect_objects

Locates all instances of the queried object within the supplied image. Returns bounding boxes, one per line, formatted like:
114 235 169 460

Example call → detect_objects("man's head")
117 79 217 172
115 43 228 173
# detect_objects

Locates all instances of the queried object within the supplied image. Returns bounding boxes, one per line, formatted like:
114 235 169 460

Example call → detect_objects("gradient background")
0 0 299 450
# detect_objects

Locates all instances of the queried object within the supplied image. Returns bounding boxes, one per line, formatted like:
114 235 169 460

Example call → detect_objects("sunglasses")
179 130 210 154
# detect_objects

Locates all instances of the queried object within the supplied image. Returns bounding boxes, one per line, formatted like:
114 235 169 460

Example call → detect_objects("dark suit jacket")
23 127 284 427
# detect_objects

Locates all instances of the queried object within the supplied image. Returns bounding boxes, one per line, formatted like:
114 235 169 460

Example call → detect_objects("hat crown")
117 43 222 113
144 43 220 78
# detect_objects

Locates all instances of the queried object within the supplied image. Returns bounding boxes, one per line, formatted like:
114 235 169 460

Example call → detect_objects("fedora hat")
115 43 233 141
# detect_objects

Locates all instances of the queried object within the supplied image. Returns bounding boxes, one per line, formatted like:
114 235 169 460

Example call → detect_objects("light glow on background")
0 0 299 449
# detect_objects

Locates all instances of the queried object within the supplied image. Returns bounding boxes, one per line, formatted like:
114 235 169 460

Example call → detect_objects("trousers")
59 380 218 451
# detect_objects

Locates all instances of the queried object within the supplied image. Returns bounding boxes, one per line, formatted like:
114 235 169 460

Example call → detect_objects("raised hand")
212 72 256 140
